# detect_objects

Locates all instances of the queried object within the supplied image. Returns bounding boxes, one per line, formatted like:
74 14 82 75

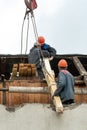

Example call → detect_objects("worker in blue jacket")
28 36 56 80
53 59 75 105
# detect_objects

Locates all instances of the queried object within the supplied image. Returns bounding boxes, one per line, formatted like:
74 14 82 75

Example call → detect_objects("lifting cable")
25 12 29 54
30 10 38 42
21 0 38 55
20 12 25 55
20 10 38 55
21 8 30 55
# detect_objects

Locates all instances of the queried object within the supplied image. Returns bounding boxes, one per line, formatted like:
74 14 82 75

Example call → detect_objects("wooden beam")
9 86 48 94
75 87 87 94
42 58 63 113
73 56 87 86
0 86 87 94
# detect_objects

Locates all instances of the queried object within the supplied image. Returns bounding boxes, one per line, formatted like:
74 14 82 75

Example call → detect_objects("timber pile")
11 63 37 79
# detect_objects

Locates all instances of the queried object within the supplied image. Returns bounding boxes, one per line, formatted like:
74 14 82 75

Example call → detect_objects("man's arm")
53 72 66 96
48 46 56 57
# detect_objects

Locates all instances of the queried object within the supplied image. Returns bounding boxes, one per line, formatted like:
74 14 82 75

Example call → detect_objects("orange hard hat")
58 59 68 67
38 36 45 45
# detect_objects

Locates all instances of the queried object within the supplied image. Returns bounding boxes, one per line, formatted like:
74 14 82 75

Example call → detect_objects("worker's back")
58 70 74 101
28 46 41 68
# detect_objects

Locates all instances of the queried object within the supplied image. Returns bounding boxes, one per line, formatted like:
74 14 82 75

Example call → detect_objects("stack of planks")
11 63 37 78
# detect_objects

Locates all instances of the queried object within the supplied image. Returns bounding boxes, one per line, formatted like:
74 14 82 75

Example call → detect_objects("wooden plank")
42 58 63 113
75 87 87 94
73 56 87 86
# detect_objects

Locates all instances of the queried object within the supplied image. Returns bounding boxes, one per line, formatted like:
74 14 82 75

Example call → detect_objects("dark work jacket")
28 43 56 68
54 70 75 101
41 43 56 57
28 46 41 68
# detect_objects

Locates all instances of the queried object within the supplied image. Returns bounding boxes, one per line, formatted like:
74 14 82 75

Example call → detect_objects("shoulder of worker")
30 46 39 51
59 70 74 79
41 43 50 50
58 70 67 78
43 43 56 51
60 70 69 74
58 70 69 78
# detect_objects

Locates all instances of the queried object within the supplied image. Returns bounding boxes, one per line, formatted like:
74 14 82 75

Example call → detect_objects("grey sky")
0 0 87 54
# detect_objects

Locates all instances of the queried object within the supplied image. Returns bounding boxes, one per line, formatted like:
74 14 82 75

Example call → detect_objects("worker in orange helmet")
37 36 56 58
53 59 75 106
28 36 56 80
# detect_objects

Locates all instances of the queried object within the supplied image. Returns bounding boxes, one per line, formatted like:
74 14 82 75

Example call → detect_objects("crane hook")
24 0 37 10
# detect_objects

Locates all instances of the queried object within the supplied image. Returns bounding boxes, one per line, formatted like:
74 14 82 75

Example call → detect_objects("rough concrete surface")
0 103 87 130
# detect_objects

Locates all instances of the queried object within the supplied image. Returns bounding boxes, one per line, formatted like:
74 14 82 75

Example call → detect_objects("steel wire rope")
31 11 38 42
20 14 25 54
20 8 30 62
25 12 30 54
20 16 26 62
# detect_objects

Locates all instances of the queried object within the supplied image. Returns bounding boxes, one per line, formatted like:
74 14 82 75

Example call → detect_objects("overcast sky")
0 0 87 54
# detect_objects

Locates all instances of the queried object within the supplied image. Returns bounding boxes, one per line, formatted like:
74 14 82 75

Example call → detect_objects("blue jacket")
54 70 75 101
